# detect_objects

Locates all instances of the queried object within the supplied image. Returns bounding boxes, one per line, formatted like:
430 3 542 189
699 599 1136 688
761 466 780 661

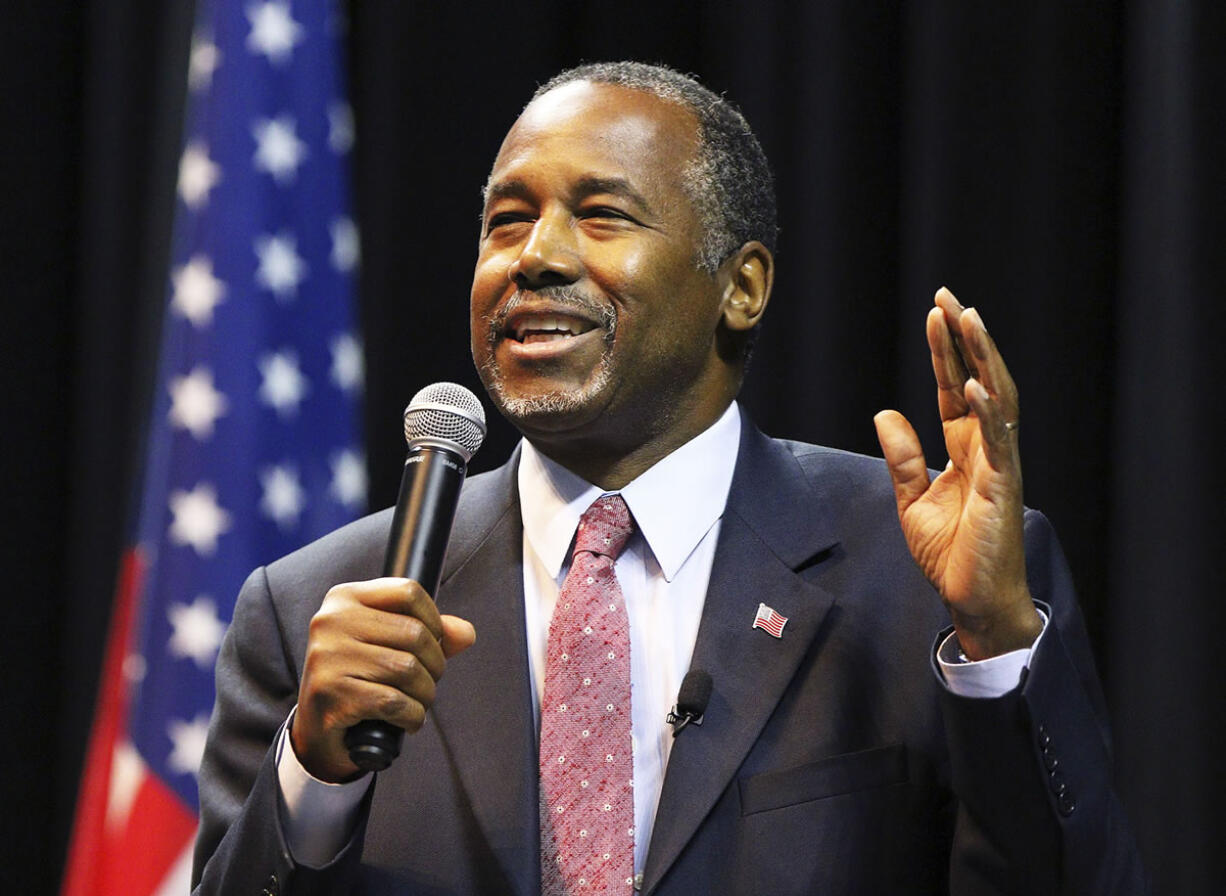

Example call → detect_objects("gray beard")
480 286 617 423
480 348 615 423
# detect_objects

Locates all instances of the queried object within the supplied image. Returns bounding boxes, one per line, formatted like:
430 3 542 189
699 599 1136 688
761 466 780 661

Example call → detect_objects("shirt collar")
518 403 742 582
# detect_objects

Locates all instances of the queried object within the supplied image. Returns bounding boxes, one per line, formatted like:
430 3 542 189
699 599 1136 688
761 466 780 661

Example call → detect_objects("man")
192 62 1145 894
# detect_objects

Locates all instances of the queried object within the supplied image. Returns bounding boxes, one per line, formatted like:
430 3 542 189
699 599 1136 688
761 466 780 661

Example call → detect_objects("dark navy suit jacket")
192 419 1146 894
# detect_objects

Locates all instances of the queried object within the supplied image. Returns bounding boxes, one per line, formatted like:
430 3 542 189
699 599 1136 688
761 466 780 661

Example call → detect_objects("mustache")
487 286 617 343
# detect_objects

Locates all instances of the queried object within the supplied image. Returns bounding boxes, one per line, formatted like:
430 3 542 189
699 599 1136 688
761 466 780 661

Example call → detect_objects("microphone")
344 382 487 772
666 670 712 736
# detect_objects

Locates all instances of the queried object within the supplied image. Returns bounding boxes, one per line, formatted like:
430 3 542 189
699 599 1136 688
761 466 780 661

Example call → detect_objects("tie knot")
573 494 634 560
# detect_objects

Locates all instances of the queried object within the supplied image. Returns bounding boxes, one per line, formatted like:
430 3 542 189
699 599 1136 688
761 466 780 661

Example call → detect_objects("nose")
506 211 580 289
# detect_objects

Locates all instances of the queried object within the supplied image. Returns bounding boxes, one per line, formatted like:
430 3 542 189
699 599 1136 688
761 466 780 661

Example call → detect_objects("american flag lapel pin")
752 603 788 638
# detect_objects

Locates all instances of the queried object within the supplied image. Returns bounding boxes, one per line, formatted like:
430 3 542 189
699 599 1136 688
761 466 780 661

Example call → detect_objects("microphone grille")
403 382 487 461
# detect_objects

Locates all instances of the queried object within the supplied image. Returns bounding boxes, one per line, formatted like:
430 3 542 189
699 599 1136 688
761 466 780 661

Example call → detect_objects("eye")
484 211 533 235
580 206 632 220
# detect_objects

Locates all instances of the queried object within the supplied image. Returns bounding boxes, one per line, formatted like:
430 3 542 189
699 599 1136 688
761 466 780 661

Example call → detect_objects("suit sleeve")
939 510 1149 894
191 565 371 896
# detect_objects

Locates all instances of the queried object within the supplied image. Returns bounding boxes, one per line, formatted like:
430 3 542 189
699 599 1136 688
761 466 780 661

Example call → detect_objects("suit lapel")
641 421 841 894
427 454 542 896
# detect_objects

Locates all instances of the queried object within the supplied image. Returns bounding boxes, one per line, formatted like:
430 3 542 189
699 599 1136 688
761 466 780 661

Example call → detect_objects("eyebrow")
482 175 655 217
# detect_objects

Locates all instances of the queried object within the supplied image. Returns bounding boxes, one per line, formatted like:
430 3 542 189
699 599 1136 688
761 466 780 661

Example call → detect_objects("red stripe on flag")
60 548 196 896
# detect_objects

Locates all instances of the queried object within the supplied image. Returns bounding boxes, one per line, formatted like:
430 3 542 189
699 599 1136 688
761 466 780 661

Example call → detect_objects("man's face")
471 81 733 458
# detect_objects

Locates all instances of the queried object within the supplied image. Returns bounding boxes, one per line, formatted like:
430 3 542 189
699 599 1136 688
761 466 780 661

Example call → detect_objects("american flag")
752 602 788 638
61 2 364 893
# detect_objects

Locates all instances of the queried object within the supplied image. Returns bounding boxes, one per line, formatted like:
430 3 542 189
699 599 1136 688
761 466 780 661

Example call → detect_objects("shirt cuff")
937 606 1049 699
275 707 372 868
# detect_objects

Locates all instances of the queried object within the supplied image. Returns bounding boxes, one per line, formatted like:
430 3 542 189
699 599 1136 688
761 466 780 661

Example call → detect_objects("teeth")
513 314 582 341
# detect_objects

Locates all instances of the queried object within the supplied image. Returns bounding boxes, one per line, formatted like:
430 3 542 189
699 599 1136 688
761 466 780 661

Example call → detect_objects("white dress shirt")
275 402 1045 869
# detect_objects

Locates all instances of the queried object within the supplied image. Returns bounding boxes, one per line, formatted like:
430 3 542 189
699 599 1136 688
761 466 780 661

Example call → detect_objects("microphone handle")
345 444 467 772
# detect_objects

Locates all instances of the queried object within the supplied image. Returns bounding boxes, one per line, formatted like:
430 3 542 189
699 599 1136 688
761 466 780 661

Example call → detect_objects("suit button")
1049 770 1066 795
262 873 279 896
1037 725 1051 749
1058 791 1077 816
1043 752 1059 772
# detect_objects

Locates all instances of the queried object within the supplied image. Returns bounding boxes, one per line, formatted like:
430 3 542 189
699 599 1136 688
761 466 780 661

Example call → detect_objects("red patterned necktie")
540 494 636 895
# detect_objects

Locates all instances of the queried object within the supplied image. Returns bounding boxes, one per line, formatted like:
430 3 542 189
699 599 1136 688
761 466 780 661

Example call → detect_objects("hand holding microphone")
291 384 486 781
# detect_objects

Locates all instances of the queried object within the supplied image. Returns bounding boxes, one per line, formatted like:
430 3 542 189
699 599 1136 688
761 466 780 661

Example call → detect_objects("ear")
718 241 773 332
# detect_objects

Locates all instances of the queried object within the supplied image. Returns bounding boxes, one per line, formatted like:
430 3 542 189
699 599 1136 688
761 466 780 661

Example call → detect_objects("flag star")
329 449 367 509
327 101 355 154
168 365 228 439
254 232 307 300
245 0 304 66
252 116 307 184
178 141 221 209
168 483 232 555
258 350 309 416
329 216 360 272
260 464 306 528
167 595 227 668
188 32 221 92
171 255 226 327
166 715 211 777
329 331 363 392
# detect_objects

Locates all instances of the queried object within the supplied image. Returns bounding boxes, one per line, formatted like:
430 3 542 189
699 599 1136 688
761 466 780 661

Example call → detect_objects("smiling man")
192 63 1144 895
471 76 772 490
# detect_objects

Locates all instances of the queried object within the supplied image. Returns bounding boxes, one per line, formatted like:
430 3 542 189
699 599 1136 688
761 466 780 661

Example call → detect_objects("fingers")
963 377 1020 474
344 577 445 643
957 305 1020 429
929 287 1022 454
874 409 930 516
312 578 448 678
928 306 971 423
293 578 475 780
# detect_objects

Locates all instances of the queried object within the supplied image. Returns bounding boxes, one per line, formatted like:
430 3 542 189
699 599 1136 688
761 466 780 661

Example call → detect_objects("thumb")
440 614 477 658
874 409 930 517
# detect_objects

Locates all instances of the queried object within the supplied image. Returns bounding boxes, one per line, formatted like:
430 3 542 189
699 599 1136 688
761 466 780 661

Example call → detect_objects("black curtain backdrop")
4 2 1223 893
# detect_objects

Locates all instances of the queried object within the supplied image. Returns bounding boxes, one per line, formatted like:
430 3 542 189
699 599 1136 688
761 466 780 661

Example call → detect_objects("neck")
528 396 736 491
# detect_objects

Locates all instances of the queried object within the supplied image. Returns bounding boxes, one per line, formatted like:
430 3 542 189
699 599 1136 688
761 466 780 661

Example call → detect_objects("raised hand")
874 287 1042 660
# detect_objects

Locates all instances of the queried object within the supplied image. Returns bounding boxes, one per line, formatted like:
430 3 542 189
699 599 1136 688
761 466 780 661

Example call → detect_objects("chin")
482 363 613 435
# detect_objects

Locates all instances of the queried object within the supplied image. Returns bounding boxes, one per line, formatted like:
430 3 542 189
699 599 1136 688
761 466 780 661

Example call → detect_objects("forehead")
487 81 701 200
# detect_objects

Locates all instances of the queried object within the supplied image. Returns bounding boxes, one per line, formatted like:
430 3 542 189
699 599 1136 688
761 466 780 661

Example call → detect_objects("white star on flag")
329 449 367 509
329 216 360 272
252 115 307 184
245 0 304 66
254 232 308 299
329 331 363 392
178 141 222 209
167 596 227 668
188 32 222 92
258 350 309 416
166 715 211 777
327 101 354 154
168 366 228 439
171 255 226 327
168 482 232 556
260 464 306 528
